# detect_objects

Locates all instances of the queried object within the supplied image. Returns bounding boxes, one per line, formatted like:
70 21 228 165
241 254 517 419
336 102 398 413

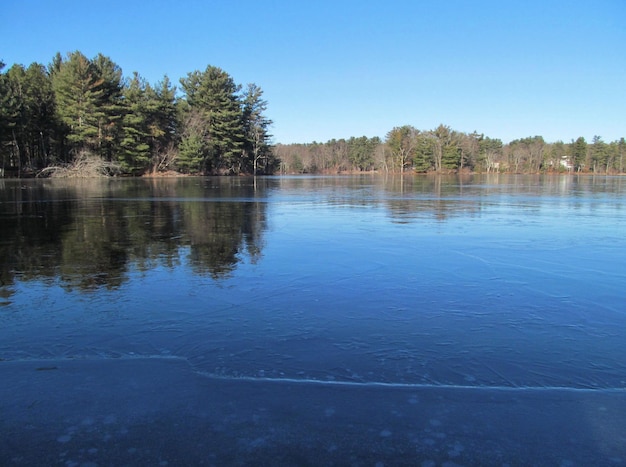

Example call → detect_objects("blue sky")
2 0 625 144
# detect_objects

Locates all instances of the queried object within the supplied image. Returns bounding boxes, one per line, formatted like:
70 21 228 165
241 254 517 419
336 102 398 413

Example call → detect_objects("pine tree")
242 83 273 175
1 64 26 172
176 102 207 174
413 134 435 172
145 76 178 172
347 136 378 171
618 138 626 174
51 51 106 157
91 54 124 160
590 136 610 173
0 61 9 170
23 63 56 168
571 137 587 172
180 66 244 173
118 72 151 174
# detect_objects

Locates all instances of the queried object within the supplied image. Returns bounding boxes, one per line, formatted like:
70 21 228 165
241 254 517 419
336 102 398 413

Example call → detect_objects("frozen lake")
1 174 625 465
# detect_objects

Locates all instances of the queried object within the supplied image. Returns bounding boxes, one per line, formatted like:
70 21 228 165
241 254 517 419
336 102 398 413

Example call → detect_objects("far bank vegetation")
275 129 625 175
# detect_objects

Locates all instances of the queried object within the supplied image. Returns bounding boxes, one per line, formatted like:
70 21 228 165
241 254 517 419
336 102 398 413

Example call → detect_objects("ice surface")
2 175 626 464
1 357 625 465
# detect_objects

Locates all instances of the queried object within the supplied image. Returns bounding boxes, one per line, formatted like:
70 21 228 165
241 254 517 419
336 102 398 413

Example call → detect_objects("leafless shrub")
150 143 178 174
38 152 121 178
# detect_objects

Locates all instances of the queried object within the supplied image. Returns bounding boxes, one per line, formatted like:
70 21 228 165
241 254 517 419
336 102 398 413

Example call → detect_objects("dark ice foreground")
1 357 625 466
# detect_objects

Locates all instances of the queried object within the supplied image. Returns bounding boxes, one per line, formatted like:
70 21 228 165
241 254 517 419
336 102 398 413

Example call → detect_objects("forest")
276 129 626 175
1 51 625 177
0 51 275 177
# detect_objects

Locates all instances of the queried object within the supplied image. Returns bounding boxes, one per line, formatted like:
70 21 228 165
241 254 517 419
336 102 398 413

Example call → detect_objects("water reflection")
1 174 624 294
0 177 269 293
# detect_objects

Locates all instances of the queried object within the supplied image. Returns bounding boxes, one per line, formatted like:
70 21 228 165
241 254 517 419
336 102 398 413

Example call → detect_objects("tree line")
2 51 625 177
276 125 626 175
0 51 275 176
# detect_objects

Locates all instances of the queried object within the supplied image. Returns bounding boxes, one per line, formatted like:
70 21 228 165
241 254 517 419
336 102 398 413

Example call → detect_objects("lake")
1 174 625 465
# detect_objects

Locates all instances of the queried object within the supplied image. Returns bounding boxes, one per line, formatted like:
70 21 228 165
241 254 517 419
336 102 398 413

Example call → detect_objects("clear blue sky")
2 0 625 144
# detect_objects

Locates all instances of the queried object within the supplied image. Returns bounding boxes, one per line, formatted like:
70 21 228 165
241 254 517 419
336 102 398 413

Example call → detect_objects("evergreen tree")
617 138 626 173
590 135 609 173
0 61 8 170
348 136 378 171
413 134 435 172
605 140 621 174
134 75 179 173
440 129 462 170
478 137 503 172
51 51 107 157
1 64 26 171
571 137 587 172
23 63 56 168
242 83 273 175
458 131 482 171
118 72 151 174
177 107 208 174
179 66 244 173
432 124 454 172
91 54 124 159
0 63 56 172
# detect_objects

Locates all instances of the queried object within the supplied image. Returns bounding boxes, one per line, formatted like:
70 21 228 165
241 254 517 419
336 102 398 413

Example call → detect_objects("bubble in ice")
448 441 464 457
103 414 116 424
249 437 267 448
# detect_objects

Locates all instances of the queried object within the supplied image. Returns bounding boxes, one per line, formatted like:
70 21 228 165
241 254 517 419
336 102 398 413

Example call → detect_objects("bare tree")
386 125 418 172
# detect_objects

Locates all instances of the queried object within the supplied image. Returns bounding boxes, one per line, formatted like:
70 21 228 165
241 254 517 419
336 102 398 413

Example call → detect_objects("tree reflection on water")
1 174 623 296
0 177 268 292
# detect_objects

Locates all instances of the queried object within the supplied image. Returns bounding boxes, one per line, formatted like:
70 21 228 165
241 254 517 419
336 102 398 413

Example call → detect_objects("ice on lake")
1 174 625 464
